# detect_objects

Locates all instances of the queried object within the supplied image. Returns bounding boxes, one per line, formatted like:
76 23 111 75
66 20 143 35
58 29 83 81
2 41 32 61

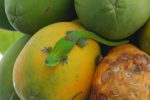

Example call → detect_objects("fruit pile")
0 0 150 99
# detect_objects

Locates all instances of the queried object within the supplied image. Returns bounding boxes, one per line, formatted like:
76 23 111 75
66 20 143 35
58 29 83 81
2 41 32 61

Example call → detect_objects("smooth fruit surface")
0 0 14 30
75 0 150 40
5 0 76 34
139 19 150 55
13 22 100 100
0 35 30 100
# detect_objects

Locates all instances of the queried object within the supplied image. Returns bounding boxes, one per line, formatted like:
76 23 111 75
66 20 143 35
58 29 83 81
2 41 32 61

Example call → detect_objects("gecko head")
45 56 60 67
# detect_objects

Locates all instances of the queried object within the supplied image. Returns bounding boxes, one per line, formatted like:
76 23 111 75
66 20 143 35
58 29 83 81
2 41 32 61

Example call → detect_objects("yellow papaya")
13 22 101 100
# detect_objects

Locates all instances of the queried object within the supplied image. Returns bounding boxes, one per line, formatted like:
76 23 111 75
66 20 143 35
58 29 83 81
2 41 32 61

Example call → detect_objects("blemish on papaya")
134 54 149 65
132 65 141 74
116 53 133 63
44 0 51 17
24 87 46 100
102 70 112 83
109 61 119 68
97 93 108 100
134 54 150 72
71 91 83 100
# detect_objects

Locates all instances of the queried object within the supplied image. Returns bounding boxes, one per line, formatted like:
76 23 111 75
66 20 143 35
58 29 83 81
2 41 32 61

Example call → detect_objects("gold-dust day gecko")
42 30 129 67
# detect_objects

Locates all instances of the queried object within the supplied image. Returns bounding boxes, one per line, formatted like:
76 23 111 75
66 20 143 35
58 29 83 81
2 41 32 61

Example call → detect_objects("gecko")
42 30 129 67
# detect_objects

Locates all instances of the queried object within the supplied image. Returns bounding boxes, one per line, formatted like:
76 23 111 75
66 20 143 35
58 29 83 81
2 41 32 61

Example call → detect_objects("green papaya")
139 19 150 55
75 0 150 40
5 0 77 35
0 0 14 30
0 35 30 100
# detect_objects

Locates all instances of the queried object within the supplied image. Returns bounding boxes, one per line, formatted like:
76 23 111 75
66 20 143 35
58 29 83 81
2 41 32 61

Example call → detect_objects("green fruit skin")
0 35 30 100
75 0 150 40
0 0 14 30
139 19 150 55
5 0 77 35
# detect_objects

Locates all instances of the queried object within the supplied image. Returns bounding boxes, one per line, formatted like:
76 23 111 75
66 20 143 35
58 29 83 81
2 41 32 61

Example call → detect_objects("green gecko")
43 30 129 67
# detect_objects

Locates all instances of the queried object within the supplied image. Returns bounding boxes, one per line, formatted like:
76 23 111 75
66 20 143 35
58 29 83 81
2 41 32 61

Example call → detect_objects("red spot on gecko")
65 36 75 42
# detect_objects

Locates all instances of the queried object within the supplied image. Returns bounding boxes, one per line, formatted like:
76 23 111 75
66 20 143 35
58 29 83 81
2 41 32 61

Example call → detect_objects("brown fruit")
91 44 150 100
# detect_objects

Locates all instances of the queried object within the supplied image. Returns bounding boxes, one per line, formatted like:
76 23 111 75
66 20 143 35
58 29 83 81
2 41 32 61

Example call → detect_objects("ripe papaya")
5 0 76 34
75 0 150 40
91 44 150 99
0 35 30 100
0 0 14 30
139 19 150 55
13 22 100 100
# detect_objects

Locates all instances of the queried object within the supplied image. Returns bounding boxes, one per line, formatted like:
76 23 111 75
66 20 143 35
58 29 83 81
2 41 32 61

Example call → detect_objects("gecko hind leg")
77 38 88 48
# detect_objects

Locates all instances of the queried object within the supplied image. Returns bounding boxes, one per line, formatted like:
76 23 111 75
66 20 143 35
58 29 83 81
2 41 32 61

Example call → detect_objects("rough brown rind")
91 44 150 100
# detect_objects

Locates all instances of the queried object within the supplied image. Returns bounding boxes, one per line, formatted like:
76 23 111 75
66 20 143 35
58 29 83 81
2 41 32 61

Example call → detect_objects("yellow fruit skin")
13 22 100 100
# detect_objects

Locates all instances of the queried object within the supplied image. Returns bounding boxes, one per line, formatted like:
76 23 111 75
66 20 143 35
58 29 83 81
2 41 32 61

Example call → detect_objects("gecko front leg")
61 55 68 65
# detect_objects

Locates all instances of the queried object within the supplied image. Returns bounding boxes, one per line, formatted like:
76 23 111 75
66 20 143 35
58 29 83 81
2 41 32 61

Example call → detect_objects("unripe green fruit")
5 0 76 34
75 0 150 40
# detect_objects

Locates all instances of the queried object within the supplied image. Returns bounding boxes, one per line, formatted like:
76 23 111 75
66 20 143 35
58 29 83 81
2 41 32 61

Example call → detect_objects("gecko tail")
68 30 129 46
